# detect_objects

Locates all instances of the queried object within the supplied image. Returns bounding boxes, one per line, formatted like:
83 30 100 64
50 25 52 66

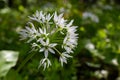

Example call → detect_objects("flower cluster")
19 11 78 70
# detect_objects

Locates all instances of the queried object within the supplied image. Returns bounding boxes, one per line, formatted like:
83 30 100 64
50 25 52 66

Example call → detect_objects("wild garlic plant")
19 11 78 70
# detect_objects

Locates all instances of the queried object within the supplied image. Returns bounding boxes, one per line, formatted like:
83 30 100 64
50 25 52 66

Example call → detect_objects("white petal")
47 59 51 68
40 39 45 46
60 57 64 66
26 27 32 32
49 43 57 47
46 38 49 45
54 12 57 21
27 37 34 43
66 48 73 53
48 48 55 54
29 22 36 32
39 48 45 52
44 50 48 58
63 53 72 58
58 13 63 19
41 58 46 64
36 10 39 17
39 28 43 34
59 56 67 66
66 20 74 27
43 63 47 70
43 28 46 34
62 57 67 63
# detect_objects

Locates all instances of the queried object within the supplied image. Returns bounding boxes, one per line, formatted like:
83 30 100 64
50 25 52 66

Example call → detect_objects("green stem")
53 47 62 55
16 52 36 72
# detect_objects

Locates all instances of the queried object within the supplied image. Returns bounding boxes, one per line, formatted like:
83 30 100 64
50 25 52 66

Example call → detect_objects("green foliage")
0 50 19 78
5 69 22 80
1 0 120 80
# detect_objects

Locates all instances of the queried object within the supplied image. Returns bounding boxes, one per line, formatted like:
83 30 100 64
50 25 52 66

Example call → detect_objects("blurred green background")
1 0 120 80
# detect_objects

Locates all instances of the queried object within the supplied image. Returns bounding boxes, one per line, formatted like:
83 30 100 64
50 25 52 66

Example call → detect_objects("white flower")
29 11 45 23
59 52 72 66
39 39 57 58
53 12 66 29
19 22 38 43
29 11 52 23
82 11 99 23
39 58 51 70
37 28 49 42
62 37 73 53
39 28 49 36
62 20 78 53
31 42 41 51
45 13 53 22
19 11 78 69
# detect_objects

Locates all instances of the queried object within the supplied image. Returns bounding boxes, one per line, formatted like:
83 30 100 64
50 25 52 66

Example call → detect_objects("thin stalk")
16 52 36 72
53 47 62 55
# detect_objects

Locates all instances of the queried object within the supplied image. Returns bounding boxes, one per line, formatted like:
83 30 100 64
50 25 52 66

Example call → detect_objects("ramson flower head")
19 11 78 70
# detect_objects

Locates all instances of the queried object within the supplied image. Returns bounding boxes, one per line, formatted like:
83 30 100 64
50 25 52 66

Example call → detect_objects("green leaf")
5 69 22 80
97 29 107 38
0 50 19 77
